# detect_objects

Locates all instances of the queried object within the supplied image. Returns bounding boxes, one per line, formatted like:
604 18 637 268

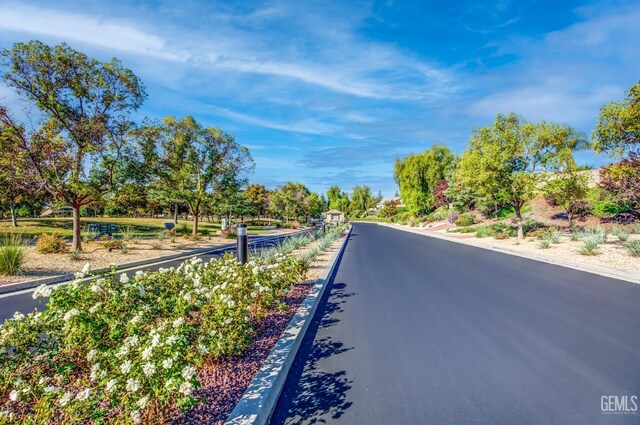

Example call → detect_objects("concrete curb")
374 222 640 285
225 226 352 425
0 230 308 295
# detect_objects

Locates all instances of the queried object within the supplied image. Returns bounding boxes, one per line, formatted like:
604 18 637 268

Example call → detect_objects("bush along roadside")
0 250 311 424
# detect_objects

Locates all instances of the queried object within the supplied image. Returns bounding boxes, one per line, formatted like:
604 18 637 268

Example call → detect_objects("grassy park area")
0 217 274 238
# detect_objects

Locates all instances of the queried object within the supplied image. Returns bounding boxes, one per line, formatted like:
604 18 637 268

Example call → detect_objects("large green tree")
0 41 146 250
243 184 269 219
394 145 456 214
143 116 253 237
593 81 640 215
593 80 640 159
350 185 373 213
456 113 587 237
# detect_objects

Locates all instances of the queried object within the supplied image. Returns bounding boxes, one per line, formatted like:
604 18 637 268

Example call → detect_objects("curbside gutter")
0 230 310 296
225 226 352 425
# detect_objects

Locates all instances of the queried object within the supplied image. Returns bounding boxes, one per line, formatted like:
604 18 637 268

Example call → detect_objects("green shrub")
455 214 476 227
475 226 493 238
200 228 210 237
586 187 629 216
0 253 307 424
179 223 190 235
425 207 450 222
36 233 68 254
157 230 166 241
538 239 551 249
0 234 26 275
625 241 640 257
633 225 640 234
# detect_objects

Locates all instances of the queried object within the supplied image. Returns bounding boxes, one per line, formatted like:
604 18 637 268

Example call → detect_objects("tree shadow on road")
270 278 355 425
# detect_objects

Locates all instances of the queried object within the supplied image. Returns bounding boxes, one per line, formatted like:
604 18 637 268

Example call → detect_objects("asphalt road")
271 223 640 425
0 232 307 323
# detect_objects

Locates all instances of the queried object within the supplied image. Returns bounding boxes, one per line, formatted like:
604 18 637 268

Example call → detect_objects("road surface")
271 223 640 425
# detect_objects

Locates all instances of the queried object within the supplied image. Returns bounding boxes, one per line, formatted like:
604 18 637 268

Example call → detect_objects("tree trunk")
72 205 82 251
10 199 18 227
173 203 179 224
192 212 199 238
514 204 524 240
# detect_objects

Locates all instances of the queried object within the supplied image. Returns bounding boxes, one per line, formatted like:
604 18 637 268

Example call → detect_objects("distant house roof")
324 209 344 215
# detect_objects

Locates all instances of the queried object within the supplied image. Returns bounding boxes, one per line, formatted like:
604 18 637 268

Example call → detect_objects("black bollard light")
236 223 248 264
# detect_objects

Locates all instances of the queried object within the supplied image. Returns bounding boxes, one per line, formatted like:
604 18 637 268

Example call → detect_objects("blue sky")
0 0 639 197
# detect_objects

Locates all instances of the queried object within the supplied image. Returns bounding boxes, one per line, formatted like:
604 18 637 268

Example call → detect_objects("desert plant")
538 239 551 249
36 233 68 254
151 242 163 250
625 241 640 257
543 228 562 244
300 247 319 268
81 227 100 242
121 226 135 241
157 231 166 241
69 249 82 261
633 225 640 234
611 226 630 241
100 235 125 252
120 246 130 254
0 234 26 275
579 236 601 255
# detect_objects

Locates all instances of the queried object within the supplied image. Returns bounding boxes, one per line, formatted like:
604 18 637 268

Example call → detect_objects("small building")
323 209 345 223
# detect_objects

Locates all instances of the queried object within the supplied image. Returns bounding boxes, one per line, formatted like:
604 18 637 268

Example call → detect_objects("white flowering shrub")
0 253 306 424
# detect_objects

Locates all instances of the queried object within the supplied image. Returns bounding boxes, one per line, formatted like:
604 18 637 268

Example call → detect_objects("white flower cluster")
32 284 53 299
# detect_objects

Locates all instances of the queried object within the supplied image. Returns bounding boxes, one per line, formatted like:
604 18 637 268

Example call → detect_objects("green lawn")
0 217 273 238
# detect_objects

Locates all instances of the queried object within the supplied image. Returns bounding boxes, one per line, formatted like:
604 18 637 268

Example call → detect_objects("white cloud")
207 106 342 136
0 3 187 61
0 2 457 101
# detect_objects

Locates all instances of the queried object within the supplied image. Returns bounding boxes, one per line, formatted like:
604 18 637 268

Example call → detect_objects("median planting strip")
224 226 351 425
0 231 309 296
0 226 348 424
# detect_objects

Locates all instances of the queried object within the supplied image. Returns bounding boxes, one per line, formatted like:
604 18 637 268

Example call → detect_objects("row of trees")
393 80 640 238
0 41 334 250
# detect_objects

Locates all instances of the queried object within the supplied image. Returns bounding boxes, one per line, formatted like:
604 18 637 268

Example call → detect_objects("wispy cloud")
0 3 187 61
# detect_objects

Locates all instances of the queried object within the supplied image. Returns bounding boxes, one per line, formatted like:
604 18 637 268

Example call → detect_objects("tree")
144 116 253 237
327 185 342 210
350 185 373 214
543 172 590 226
394 145 456 214
306 192 326 220
455 113 587 238
598 157 640 214
0 41 146 250
243 184 269 219
593 80 640 159
379 199 399 219
326 185 349 212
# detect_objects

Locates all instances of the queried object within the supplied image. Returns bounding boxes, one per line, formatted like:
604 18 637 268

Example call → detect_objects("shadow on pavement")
270 233 355 424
